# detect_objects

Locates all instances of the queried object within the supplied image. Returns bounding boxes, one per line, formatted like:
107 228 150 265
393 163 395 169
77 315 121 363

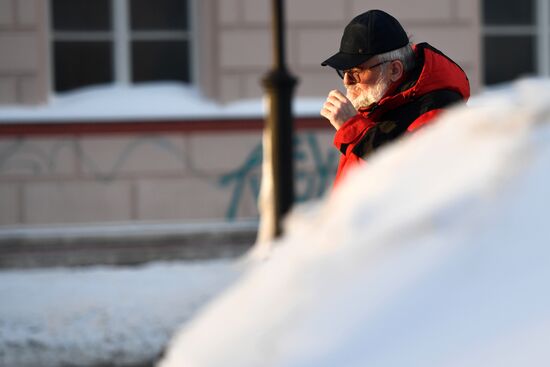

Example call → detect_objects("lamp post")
258 0 297 240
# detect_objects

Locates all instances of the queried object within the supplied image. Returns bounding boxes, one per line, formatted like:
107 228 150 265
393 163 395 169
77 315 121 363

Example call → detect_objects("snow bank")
0 260 242 367
0 83 324 122
158 78 550 367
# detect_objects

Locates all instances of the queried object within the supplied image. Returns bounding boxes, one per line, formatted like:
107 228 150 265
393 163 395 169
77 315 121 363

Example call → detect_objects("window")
51 0 192 93
483 0 550 85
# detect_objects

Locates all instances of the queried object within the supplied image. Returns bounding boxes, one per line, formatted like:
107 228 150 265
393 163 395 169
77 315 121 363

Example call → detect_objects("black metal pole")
261 0 297 238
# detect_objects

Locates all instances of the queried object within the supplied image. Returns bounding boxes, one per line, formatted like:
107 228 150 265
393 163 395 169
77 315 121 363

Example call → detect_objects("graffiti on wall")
0 136 185 180
0 132 337 224
0 138 74 176
219 133 338 220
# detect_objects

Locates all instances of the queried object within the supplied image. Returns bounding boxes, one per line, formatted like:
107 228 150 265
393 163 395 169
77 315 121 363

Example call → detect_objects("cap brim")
321 52 373 70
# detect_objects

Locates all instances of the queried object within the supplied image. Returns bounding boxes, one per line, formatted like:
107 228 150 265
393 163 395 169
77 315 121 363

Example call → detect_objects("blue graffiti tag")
219 132 338 220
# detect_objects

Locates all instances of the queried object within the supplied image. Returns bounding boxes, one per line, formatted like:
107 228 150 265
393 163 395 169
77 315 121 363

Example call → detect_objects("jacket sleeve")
331 114 377 187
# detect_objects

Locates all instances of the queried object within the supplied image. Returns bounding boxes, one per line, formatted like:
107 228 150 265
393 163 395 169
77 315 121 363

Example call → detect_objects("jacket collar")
362 43 470 117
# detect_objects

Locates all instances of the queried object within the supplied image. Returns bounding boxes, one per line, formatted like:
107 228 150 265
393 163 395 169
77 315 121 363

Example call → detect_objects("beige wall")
0 0 49 104
204 0 481 102
0 128 337 226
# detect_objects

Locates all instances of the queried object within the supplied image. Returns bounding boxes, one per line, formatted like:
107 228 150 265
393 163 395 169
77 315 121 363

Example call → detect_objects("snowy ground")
0 260 244 367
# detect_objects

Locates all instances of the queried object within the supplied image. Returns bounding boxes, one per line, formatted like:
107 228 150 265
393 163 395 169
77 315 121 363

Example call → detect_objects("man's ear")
389 60 404 82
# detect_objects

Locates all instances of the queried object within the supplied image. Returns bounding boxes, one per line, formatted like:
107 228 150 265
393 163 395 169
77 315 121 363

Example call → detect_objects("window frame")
483 0 550 83
49 0 196 93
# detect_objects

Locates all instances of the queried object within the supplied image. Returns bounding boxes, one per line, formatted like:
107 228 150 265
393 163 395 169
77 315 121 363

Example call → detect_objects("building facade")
1 0 484 230
0 0 483 105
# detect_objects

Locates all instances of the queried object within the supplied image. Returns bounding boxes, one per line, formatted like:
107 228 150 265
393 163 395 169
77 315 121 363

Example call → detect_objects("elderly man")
321 9 470 186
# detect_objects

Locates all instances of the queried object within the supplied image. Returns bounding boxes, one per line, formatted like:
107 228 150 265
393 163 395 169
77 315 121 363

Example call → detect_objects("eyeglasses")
336 60 390 80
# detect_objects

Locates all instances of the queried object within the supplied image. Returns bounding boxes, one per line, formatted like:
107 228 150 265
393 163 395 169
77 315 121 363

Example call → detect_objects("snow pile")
158 78 550 367
0 260 242 367
0 83 325 122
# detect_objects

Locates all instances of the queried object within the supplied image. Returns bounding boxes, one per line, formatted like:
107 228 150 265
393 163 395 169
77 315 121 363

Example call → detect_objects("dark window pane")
54 41 113 92
52 0 111 31
130 0 188 30
132 40 190 82
484 36 535 85
483 0 534 25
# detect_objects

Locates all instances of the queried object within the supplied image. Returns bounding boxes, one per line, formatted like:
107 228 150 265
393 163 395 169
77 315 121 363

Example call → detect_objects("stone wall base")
0 220 257 268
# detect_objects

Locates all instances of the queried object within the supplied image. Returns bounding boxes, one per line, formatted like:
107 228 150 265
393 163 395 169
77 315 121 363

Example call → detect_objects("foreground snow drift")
159 79 550 367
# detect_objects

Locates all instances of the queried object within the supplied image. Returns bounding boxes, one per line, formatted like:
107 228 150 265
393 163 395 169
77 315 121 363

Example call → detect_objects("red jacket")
332 43 470 186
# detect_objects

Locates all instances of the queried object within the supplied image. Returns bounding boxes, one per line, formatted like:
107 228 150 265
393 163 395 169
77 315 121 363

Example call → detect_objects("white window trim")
537 0 550 75
483 26 536 36
113 0 130 84
483 0 550 77
189 0 198 88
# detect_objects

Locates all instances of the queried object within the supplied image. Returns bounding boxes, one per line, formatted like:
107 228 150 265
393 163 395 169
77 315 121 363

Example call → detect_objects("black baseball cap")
322 10 409 70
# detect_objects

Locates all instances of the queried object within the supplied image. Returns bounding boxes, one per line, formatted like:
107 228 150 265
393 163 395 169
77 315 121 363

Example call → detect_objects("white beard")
347 72 391 110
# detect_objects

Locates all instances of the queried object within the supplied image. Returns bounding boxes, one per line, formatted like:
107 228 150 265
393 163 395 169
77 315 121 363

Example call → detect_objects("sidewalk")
0 258 245 367
0 220 257 268
0 220 257 366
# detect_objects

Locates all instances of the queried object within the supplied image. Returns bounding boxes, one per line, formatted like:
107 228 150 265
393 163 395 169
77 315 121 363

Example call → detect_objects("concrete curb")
0 220 258 268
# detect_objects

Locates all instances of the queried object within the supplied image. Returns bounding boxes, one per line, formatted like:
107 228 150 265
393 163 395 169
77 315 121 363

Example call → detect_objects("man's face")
343 59 392 110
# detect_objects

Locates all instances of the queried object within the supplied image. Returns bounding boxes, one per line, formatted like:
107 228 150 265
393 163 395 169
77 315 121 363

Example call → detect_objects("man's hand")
320 89 358 130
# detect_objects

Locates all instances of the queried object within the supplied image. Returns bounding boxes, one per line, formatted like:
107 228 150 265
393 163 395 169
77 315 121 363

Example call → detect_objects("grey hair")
376 44 416 72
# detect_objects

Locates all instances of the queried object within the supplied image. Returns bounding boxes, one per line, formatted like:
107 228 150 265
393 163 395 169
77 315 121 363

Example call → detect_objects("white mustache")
346 78 391 110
